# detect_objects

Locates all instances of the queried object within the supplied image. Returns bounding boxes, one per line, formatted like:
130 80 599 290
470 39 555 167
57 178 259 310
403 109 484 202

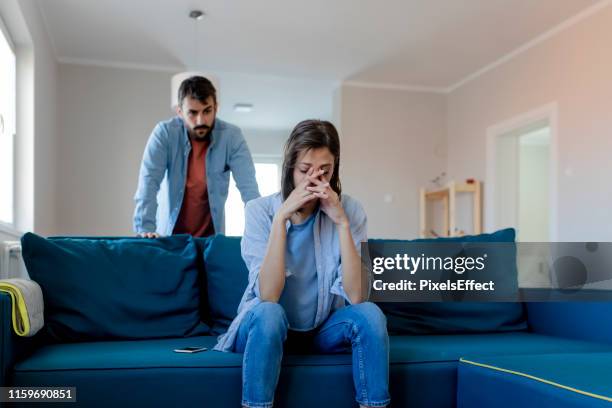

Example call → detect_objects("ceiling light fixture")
233 103 254 113
171 10 219 110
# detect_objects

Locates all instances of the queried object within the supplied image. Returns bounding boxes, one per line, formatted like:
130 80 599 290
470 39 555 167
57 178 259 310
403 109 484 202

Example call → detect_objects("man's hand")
306 176 348 227
276 168 324 221
138 232 160 239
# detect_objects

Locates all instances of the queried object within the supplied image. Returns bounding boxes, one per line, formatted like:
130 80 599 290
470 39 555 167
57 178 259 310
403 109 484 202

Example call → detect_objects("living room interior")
1 0 610 245
1 1 612 407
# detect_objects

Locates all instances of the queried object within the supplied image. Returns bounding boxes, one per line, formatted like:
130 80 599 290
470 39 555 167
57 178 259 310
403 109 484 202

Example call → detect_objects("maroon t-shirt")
173 138 215 237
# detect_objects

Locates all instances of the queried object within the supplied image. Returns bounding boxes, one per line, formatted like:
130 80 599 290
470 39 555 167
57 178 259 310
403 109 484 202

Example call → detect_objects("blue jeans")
234 301 390 408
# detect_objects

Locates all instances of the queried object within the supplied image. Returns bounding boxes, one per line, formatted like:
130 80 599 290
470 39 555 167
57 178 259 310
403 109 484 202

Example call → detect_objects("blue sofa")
1 233 612 407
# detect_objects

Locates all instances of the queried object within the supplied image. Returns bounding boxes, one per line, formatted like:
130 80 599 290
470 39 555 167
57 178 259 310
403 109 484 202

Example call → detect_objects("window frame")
0 14 17 231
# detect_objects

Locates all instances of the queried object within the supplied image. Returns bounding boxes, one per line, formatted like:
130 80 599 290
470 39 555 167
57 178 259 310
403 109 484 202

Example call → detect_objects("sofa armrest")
526 302 612 345
0 291 44 386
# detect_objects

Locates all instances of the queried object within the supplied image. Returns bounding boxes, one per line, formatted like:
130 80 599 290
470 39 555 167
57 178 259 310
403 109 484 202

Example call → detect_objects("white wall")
447 5 612 241
215 72 335 131
56 63 173 235
339 85 447 239
242 127 288 158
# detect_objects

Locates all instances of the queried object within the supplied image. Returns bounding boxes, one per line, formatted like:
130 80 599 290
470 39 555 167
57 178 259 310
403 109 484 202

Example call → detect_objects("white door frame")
485 102 559 241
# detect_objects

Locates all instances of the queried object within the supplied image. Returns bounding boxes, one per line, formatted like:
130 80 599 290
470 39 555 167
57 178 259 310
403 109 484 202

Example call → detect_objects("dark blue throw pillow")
21 233 209 342
203 235 249 335
193 237 213 326
373 228 527 334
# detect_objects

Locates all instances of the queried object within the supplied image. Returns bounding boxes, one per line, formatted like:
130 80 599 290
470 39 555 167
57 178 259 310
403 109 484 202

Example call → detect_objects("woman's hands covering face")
277 167 321 221
306 171 348 227
278 166 348 227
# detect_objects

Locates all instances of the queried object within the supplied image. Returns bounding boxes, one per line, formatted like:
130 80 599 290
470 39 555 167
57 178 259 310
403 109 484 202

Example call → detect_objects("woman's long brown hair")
281 120 342 200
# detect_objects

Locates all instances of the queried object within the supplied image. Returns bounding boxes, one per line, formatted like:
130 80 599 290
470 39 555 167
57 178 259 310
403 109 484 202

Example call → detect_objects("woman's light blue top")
279 211 318 331
214 192 367 352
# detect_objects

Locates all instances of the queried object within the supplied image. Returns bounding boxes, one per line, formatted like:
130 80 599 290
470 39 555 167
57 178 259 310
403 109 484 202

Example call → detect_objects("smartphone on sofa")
173 346 208 353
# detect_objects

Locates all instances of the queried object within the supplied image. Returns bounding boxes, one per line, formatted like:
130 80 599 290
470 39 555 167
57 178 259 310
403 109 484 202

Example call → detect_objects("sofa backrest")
200 235 249 334
201 230 528 335
21 233 209 342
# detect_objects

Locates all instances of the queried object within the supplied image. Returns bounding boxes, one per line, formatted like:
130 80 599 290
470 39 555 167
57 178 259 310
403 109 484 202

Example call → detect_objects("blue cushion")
192 237 213 326
527 302 612 344
21 233 208 342
203 235 249 334
372 228 527 334
10 336 447 408
458 353 612 407
10 332 612 408
14 331 611 372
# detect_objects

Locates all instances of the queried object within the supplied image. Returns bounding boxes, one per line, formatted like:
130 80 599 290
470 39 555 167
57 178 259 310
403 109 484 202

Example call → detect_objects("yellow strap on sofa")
460 358 612 403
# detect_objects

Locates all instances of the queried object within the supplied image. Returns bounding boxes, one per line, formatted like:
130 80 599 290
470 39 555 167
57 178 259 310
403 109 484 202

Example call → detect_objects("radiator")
0 241 26 279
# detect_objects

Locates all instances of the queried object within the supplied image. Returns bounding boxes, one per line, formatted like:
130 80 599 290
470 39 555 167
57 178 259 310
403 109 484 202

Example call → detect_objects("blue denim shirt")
133 117 260 235
214 192 368 352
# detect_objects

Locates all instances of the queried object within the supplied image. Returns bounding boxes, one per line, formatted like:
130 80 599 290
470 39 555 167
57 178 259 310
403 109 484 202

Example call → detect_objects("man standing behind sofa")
133 76 260 238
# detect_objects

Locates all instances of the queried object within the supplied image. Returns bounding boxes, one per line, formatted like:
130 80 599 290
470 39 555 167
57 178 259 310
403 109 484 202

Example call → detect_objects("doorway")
486 103 558 241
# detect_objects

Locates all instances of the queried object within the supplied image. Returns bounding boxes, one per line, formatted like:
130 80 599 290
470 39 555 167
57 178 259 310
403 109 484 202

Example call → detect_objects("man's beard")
190 123 212 140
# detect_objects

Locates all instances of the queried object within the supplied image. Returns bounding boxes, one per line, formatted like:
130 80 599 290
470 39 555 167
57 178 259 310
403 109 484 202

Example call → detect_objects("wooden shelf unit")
419 180 482 238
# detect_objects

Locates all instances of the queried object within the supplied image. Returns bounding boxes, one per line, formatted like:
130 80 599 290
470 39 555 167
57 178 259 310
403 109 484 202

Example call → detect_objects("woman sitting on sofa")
214 119 390 408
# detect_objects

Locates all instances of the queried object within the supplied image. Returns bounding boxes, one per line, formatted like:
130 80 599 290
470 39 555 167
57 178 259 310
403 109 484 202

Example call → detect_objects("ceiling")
37 0 600 88
34 0 602 130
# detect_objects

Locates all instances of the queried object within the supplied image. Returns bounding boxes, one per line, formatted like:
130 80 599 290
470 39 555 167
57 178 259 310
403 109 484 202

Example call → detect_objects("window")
225 157 282 236
0 18 16 226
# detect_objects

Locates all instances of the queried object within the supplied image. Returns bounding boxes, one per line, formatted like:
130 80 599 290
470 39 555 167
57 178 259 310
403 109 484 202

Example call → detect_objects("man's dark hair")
281 119 342 201
178 76 217 106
